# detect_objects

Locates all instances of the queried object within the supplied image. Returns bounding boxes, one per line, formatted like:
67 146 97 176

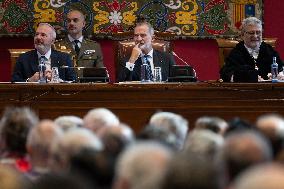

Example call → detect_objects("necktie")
143 55 153 81
39 56 47 64
74 40 80 56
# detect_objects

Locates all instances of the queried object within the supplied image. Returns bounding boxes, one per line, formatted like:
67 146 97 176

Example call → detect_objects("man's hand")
45 68 52 81
128 44 142 64
27 72 39 82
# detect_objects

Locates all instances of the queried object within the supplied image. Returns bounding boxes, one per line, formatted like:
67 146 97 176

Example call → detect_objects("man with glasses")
220 17 283 82
118 21 175 82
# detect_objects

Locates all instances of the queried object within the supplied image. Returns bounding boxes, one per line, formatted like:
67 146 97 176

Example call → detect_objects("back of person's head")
97 123 135 157
49 127 103 172
256 113 284 157
225 117 254 135
184 129 224 159
233 163 284 189
222 130 272 181
83 108 120 133
113 141 172 189
138 124 178 150
161 151 224 189
149 111 189 150
27 119 63 162
54 115 83 131
0 106 39 155
194 116 228 135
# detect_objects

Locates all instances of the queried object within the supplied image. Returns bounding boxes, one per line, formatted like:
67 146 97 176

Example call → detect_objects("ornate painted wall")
0 0 262 38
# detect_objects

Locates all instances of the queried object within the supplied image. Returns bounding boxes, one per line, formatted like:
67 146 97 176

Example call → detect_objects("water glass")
153 67 162 82
51 67 60 83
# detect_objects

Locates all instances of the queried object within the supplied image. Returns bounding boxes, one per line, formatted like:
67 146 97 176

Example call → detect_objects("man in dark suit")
54 9 104 75
12 23 76 82
118 21 175 82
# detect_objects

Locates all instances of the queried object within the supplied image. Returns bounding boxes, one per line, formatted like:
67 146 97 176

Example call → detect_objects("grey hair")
38 22 56 39
241 17 262 34
136 21 154 36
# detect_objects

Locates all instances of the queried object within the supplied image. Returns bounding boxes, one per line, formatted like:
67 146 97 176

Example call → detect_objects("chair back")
216 38 277 68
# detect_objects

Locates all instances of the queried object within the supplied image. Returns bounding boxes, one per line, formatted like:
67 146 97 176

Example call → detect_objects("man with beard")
118 21 175 82
220 17 284 82
54 9 104 72
12 23 76 82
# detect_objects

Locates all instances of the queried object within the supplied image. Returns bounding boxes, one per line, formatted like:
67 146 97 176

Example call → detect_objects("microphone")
172 51 197 77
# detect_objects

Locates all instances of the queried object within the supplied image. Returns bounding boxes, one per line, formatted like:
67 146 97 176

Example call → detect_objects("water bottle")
271 56 278 83
38 61 47 83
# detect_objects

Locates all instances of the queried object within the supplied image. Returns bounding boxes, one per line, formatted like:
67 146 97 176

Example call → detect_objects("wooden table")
1 82 284 132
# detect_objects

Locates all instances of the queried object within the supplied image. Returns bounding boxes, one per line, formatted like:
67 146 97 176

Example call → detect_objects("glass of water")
153 67 162 82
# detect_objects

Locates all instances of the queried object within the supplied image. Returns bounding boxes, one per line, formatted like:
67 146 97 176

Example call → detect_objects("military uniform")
54 37 104 78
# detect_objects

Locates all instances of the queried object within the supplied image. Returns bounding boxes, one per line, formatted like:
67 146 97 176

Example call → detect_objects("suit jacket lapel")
50 50 58 68
31 50 39 73
153 50 162 68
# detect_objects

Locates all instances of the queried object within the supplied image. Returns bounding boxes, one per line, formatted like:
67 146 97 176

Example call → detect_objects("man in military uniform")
54 9 104 77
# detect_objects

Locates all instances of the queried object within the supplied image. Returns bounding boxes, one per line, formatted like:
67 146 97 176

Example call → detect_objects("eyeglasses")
245 31 262 36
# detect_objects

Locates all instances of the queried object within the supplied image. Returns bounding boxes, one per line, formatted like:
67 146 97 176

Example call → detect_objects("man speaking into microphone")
118 21 175 82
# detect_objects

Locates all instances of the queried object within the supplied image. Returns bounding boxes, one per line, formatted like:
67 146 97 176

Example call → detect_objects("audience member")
149 111 188 150
194 116 228 135
222 130 272 181
113 141 172 189
220 17 284 82
233 163 284 189
118 21 175 81
12 23 76 82
0 165 28 189
54 115 83 131
83 108 120 133
0 107 38 172
26 119 63 180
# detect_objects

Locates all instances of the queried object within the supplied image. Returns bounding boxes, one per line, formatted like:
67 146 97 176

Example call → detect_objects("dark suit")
220 41 283 82
118 49 175 82
11 49 76 82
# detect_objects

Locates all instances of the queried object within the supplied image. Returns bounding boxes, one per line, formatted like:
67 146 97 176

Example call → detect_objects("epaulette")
85 38 98 43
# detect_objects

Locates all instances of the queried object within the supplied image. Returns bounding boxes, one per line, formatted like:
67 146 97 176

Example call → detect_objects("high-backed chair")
113 31 175 81
216 38 277 68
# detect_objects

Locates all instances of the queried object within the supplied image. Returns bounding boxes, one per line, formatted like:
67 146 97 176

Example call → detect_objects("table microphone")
172 51 196 77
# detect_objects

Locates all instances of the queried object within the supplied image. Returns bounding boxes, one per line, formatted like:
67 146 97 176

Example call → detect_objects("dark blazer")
118 49 175 82
12 49 76 82
220 41 283 81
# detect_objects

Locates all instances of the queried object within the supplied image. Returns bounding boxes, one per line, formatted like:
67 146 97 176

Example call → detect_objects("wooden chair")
216 38 277 68
113 31 175 81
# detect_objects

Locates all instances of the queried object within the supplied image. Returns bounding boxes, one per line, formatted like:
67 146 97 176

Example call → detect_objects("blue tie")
143 55 153 81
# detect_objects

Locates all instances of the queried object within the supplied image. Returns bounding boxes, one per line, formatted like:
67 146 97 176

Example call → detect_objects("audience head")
184 129 224 159
256 113 284 158
34 23 56 55
49 127 103 172
233 163 284 189
161 150 225 189
194 116 228 135
222 130 272 180
113 141 172 189
225 117 254 135
83 108 120 133
66 9 86 39
54 115 83 131
26 119 63 167
0 106 38 156
149 111 188 150
134 21 154 54
241 17 262 49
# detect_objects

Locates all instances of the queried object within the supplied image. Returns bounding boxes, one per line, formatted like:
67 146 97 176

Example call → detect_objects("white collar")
68 35 83 43
142 49 154 58
37 48 51 59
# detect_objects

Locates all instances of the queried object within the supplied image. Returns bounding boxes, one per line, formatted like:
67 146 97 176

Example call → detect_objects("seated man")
12 23 76 82
118 21 175 82
220 17 283 82
54 9 104 73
